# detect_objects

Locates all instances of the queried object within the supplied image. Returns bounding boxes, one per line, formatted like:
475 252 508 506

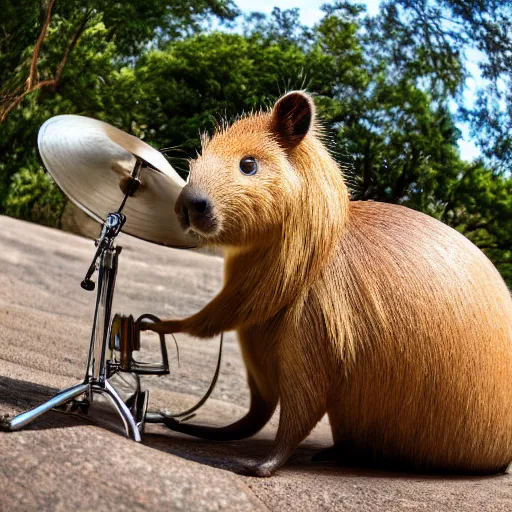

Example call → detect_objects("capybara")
144 91 512 477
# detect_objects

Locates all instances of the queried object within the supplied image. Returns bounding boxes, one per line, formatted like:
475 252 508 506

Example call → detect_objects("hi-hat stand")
2 161 157 438
1 159 223 441
4 211 146 440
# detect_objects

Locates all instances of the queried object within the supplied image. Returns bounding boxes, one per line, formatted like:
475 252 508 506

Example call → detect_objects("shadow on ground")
2 375 501 485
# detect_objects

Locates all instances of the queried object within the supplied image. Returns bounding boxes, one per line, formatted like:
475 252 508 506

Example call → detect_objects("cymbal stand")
2 162 160 441
1 158 224 440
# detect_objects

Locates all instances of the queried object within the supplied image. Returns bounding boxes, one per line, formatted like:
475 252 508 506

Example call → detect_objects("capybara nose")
187 193 210 215
175 188 216 233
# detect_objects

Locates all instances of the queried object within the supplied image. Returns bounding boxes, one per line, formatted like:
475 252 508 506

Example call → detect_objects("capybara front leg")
140 286 241 338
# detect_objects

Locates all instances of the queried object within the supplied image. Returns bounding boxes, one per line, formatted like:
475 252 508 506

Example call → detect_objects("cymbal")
38 115 198 248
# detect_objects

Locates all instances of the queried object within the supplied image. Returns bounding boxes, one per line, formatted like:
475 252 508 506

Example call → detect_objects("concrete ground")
0 215 510 511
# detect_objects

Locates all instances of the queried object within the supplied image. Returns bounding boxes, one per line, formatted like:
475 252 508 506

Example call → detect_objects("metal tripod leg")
3 380 144 441
94 380 142 442
5 382 90 431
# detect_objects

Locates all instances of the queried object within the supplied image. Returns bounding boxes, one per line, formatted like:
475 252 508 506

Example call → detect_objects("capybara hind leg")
244 393 326 477
243 352 328 477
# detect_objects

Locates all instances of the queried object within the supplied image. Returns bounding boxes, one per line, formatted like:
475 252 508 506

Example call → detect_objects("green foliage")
122 30 335 160
4 167 66 228
0 0 238 200
0 1 510 287
373 0 512 171
310 1 512 287
440 164 512 286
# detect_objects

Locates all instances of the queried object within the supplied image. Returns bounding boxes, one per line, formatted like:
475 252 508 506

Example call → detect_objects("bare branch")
26 0 57 90
0 5 92 123
0 79 57 123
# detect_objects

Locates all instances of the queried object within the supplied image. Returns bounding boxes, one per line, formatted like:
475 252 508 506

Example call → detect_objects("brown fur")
146 91 512 477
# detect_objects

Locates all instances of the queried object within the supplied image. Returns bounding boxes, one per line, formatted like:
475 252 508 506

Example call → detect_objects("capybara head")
175 91 348 247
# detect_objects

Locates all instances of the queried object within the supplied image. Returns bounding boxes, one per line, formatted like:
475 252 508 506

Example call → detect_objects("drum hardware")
1 117 223 440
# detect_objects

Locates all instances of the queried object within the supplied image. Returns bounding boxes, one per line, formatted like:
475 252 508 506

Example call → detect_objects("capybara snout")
175 185 217 235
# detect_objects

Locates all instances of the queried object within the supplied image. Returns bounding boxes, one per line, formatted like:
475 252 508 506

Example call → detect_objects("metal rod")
117 158 143 214
101 380 142 442
8 383 89 431
84 215 122 383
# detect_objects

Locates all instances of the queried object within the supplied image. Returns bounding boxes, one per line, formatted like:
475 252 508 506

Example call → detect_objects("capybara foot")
237 459 280 477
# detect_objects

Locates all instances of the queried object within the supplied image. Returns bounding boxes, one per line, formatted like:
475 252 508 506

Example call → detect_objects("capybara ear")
271 91 315 149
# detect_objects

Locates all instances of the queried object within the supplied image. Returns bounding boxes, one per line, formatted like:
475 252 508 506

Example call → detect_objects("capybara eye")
240 156 258 176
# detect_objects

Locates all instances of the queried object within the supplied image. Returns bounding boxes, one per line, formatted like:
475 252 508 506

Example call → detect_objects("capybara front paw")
139 320 181 334
238 459 278 477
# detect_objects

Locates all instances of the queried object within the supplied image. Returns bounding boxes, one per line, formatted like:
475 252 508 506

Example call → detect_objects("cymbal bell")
38 115 198 248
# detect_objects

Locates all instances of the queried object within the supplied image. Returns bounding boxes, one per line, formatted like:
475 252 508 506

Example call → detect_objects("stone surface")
0 215 510 511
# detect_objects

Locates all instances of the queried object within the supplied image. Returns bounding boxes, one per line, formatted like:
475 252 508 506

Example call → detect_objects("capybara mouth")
178 205 190 231
176 204 218 236
188 213 219 237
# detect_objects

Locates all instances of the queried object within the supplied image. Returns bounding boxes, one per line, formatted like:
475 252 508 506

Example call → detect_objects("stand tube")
2 212 145 440
7 383 90 431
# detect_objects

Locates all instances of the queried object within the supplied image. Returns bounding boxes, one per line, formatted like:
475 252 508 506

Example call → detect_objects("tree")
0 2 510 287
441 164 512 286
0 0 238 220
0 0 238 123
102 27 335 175
313 2 512 287
370 0 512 172
314 2 461 207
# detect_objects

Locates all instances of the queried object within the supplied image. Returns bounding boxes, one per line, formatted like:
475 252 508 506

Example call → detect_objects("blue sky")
236 0 380 23
235 0 481 160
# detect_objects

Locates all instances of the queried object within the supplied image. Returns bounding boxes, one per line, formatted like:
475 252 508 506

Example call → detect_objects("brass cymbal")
38 115 198 248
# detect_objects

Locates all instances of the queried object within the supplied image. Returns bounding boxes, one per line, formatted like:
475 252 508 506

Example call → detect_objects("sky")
234 0 481 160
236 0 381 24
